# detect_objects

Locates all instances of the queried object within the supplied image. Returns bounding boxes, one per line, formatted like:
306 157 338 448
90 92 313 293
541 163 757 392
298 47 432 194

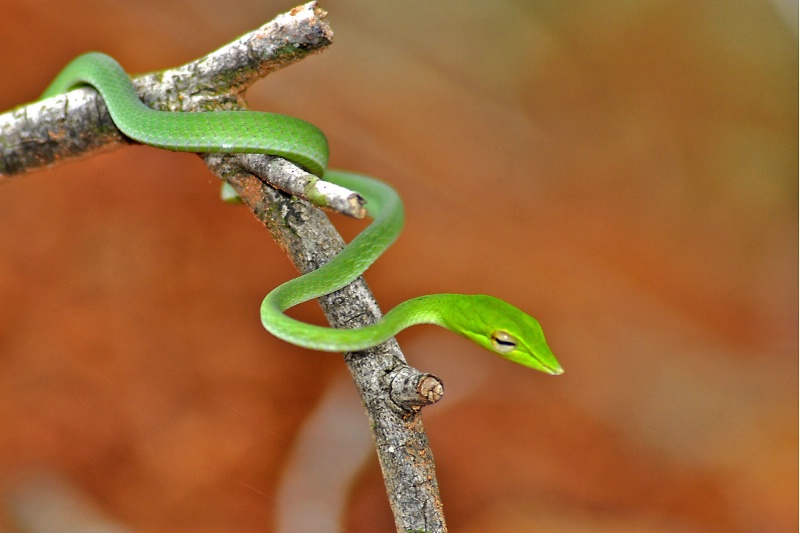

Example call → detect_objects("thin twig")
0 3 447 531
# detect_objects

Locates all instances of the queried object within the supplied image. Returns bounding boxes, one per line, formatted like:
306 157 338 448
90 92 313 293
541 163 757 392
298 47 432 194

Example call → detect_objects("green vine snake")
36 52 563 375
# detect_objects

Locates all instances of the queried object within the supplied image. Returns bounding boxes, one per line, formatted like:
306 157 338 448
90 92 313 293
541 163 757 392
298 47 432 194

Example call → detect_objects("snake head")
443 295 563 375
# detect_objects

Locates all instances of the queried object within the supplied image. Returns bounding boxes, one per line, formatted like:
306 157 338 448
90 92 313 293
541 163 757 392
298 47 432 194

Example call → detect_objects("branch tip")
390 367 445 409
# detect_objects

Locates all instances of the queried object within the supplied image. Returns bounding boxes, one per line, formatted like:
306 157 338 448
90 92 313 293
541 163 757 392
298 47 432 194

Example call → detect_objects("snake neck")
261 293 460 353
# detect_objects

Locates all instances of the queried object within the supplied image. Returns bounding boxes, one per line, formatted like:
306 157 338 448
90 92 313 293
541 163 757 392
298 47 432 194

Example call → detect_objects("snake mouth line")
542 362 565 376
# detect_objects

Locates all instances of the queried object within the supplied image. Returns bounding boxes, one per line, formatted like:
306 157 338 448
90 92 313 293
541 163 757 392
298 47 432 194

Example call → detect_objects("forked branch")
0 3 447 532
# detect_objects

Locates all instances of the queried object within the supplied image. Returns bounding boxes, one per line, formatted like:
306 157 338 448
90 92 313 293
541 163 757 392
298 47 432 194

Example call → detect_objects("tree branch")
0 2 447 531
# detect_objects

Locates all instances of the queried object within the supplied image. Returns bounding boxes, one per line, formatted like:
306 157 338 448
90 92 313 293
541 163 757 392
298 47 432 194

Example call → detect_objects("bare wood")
0 3 447 531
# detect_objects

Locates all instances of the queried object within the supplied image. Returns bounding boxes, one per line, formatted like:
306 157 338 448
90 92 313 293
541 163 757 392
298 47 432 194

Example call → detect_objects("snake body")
39 52 563 375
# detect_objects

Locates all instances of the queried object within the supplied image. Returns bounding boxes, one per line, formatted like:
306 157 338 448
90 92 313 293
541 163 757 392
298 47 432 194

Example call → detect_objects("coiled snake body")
39 52 563 375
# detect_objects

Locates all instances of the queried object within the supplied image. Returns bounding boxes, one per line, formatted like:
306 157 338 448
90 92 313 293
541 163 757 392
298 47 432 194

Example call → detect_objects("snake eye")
490 331 518 354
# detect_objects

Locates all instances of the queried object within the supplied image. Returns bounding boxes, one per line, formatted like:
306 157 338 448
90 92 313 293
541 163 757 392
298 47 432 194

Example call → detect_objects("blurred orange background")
0 1 796 532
